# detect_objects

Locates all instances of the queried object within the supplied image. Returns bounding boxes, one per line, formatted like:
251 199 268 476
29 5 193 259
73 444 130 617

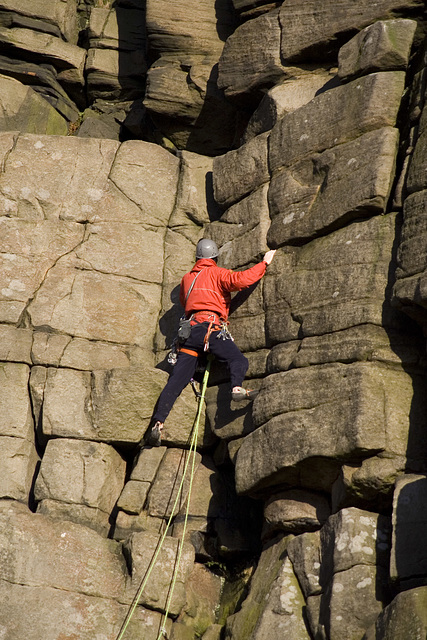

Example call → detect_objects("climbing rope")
115 355 213 640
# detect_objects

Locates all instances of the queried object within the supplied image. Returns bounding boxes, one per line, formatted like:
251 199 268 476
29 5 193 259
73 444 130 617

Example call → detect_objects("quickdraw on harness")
114 356 213 640
200 314 234 352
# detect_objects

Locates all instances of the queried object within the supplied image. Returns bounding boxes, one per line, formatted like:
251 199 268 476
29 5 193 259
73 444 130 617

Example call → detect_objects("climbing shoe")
146 421 163 447
231 387 259 402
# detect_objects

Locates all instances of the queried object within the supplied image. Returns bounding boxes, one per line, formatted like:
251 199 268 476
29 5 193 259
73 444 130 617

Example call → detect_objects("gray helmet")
196 238 219 259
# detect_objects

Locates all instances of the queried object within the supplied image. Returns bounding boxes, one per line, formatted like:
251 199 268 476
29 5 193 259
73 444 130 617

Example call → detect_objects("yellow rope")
156 357 212 639
115 356 213 640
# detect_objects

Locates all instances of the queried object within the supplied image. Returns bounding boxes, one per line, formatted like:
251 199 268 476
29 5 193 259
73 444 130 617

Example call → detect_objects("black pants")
153 322 249 423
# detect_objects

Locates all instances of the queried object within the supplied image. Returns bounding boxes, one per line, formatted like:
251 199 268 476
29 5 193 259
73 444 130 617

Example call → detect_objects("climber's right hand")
263 249 276 265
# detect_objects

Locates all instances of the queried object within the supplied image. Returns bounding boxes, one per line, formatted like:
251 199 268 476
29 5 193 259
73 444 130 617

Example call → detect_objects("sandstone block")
267 127 399 246
37 500 111 536
145 59 239 155
86 47 146 101
0 218 84 324
242 71 334 142
123 456 222 544
0 436 38 502
393 191 427 326
230 0 273 13
0 363 33 439
269 71 405 173
267 325 424 372
0 74 68 135
117 480 150 515
28 265 161 346
244 349 269 379
31 332 138 370
171 150 217 227
144 61 205 123
39 367 161 443
0 325 32 363
235 362 418 495
0 133 120 223
146 0 234 58
320 508 391 580
0 501 126 598
113 510 165 541
393 189 427 324
396 190 427 281
109 140 180 226
0 9 65 38
324 564 386 640
224 535 290 640
75 222 164 284
176 456 217 519
265 214 401 344
131 446 167 483
34 438 126 514
218 9 288 96
305 595 323 640
227 313 266 353
171 563 222 639
0 579 165 640
228 550 311 639
278 0 423 62
363 587 427 640
125 531 195 616
88 6 146 51
0 0 79 43
213 133 269 209
38 368 91 441
390 474 427 585
0 57 79 122
338 19 417 82
249 556 311 640
28 366 46 431
0 26 86 86
265 340 300 373
331 455 407 512
263 489 330 536
287 531 322 598
77 114 120 141
146 448 202 518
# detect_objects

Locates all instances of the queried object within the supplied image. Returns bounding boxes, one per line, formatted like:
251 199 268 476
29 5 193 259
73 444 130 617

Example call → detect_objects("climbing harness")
179 347 199 358
191 312 233 352
114 355 213 640
168 311 232 366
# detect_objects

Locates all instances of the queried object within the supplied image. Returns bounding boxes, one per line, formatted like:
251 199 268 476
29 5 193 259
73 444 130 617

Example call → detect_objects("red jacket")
180 258 267 321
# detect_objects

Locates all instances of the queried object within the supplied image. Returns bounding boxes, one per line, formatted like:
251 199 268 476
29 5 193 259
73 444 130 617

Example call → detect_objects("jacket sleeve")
219 261 267 292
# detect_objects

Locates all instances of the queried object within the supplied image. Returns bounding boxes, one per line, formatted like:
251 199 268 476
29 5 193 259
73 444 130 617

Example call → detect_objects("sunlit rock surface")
0 2 426 639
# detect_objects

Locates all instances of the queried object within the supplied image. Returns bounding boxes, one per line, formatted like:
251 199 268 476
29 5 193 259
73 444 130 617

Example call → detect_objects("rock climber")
146 238 276 446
